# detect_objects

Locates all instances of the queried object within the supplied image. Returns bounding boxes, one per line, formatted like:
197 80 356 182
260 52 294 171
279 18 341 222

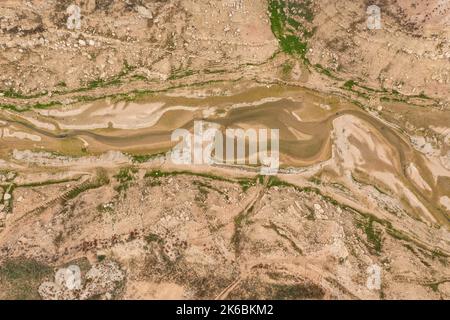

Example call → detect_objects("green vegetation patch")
269 0 315 62
238 178 257 192
0 88 48 99
144 170 233 183
281 61 294 77
65 169 110 201
114 167 137 193
357 216 383 254
128 152 166 164
0 258 52 300
267 176 292 188
168 69 196 81
314 64 337 78
343 80 356 90
19 177 80 188
145 233 163 244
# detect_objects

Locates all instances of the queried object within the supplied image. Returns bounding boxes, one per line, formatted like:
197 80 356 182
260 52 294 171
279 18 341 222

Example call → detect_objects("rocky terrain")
0 0 449 300
0 162 449 299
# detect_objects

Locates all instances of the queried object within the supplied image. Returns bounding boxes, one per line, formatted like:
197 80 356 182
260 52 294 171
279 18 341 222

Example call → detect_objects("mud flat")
0 82 448 228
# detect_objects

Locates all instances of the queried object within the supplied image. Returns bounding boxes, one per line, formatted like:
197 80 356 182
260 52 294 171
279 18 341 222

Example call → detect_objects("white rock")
137 6 153 19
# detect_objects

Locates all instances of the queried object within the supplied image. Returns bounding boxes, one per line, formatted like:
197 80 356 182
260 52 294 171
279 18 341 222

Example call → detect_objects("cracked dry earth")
0 0 449 300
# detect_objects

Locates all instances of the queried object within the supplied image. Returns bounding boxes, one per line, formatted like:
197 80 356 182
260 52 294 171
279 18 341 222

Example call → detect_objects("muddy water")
0 85 427 167
1 84 449 224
